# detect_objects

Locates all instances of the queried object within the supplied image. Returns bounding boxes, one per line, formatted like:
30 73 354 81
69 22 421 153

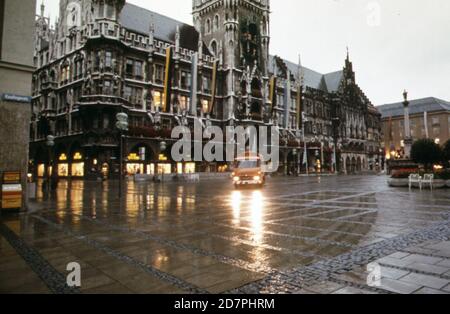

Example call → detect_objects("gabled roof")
119 3 345 92
119 3 202 52
323 70 344 92
377 97 450 118
268 56 343 93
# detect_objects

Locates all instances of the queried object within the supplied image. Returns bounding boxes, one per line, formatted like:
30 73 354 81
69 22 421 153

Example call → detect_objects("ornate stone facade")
30 0 382 179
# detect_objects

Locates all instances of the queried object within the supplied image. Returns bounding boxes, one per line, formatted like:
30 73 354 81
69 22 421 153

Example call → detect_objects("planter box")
387 178 447 189
387 178 409 187
434 180 446 189
422 179 446 189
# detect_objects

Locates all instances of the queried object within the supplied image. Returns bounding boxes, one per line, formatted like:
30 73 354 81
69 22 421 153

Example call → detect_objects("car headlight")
233 176 240 182
253 176 261 181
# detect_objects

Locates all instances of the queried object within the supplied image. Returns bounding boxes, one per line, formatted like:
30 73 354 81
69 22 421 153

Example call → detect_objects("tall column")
403 90 413 158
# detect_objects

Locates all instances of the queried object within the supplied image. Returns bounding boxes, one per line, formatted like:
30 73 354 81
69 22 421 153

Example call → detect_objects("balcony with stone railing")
40 81 58 91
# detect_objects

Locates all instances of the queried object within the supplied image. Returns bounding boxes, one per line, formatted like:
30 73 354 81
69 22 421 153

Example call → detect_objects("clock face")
66 2 81 28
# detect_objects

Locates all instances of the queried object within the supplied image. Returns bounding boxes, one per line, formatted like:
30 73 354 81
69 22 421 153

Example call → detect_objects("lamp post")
46 135 55 197
116 112 129 199
159 141 167 183
292 149 298 176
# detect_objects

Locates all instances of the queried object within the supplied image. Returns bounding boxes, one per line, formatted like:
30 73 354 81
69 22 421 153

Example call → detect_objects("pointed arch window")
214 15 220 31
210 40 217 57
206 19 211 34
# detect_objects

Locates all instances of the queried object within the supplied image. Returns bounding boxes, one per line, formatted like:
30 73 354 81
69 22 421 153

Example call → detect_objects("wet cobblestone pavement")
1 175 450 294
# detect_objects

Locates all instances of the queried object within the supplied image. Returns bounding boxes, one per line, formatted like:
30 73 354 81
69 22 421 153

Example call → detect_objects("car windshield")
237 160 259 169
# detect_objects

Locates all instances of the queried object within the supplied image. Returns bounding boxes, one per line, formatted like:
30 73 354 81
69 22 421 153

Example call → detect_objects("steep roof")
119 3 345 92
119 3 201 51
268 56 343 93
323 70 344 92
377 97 450 118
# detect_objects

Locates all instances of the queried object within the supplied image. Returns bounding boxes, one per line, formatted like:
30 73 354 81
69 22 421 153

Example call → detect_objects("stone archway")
356 157 362 172
351 157 357 174
345 156 351 174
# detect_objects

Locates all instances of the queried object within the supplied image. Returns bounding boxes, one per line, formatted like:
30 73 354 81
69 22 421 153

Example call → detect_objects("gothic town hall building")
30 0 382 180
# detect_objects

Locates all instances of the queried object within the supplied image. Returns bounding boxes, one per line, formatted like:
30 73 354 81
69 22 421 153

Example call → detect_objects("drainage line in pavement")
0 223 80 294
64 212 277 275
235 219 450 293
31 215 208 294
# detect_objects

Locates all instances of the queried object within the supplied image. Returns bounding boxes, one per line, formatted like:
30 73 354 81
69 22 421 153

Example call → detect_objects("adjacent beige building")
378 97 450 157
0 0 36 210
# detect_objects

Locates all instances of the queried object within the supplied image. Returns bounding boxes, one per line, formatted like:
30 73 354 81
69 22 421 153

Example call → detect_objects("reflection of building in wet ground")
1 175 450 293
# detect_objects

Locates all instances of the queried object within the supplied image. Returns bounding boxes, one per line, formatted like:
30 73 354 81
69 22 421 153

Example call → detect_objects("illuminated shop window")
37 164 45 177
177 163 183 174
147 164 155 175
185 163 196 174
127 163 144 175
58 164 69 177
157 164 172 175
71 163 84 177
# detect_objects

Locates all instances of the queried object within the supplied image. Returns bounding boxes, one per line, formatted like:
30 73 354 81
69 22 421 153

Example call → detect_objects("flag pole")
302 112 309 176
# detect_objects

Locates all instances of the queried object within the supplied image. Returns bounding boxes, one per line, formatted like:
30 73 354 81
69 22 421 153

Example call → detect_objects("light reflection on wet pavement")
1 175 450 294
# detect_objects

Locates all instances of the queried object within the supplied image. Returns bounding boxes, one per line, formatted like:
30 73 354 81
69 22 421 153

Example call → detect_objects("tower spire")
40 0 45 17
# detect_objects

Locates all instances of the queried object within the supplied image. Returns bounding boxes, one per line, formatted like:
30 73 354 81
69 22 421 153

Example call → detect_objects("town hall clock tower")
192 0 271 122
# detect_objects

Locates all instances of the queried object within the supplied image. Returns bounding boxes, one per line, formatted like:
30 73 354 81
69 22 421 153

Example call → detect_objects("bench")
409 174 422 190
422 174 434 190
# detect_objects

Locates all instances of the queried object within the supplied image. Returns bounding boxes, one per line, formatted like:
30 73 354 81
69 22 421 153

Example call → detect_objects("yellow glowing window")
159 154 168 161
185 163 196 174
73 152 83 160
58 164 69 177
147 163 155 175
177 163 183 174
201 99 210 113
157 164 171 174
71 163 84 177
128 153 140 161
59 153 68 161
153 91 165 110
127 163 144 175
37 164 45 177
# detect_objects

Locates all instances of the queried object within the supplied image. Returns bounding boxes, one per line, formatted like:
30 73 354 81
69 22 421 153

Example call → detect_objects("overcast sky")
37 0 450 106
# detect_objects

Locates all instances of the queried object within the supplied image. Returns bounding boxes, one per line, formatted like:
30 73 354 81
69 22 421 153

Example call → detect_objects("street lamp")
116 112 128 199
46 135 55 197
159 141 167 182
292 149 298 176
154 111 161 130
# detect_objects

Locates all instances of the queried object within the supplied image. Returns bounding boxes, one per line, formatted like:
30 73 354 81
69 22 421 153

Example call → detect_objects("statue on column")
403 90 413 159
